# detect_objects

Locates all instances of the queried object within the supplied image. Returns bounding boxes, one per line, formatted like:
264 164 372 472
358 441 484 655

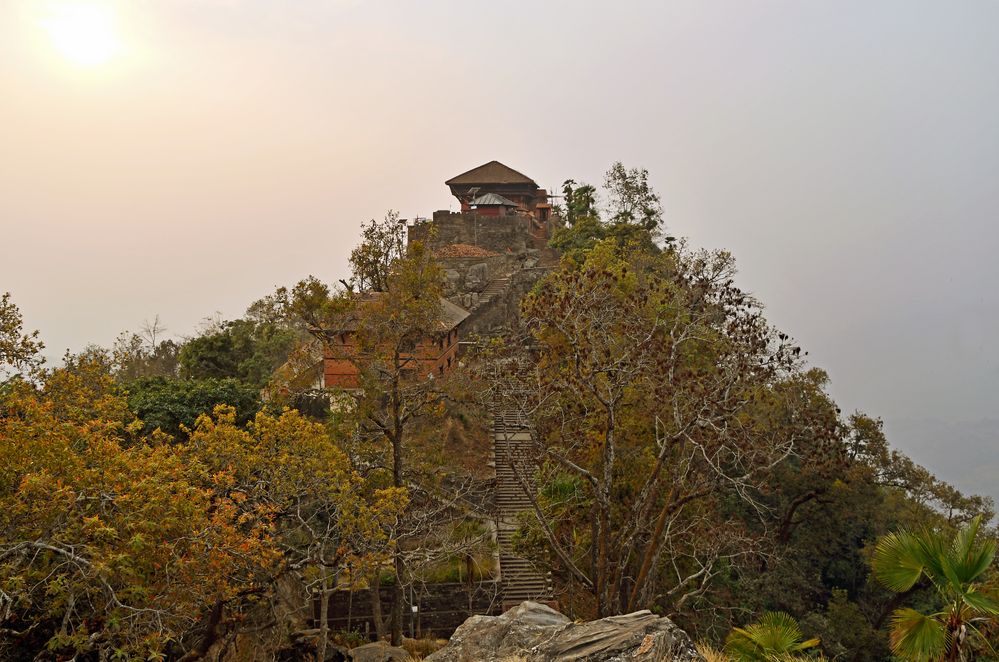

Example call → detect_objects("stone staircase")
492 406 551 608
472 275 511 311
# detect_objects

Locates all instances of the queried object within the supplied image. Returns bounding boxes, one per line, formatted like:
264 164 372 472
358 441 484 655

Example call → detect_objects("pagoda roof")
446 161 538 187
470 193 519 207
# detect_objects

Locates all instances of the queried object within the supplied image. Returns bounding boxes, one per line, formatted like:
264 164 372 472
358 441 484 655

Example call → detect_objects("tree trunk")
389 367 405 646
390 552 404 646
317 573 329 662
370 572 386 640
626 487 676 612
176 600 225 662
595 409 616 616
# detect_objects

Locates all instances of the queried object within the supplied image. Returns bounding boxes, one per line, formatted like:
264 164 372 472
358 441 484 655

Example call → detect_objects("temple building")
445 161 551 222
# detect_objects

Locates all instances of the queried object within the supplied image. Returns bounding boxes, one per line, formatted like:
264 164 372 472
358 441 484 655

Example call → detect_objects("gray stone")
425 601 704 662
465 262 489 292
349 641 413 662
445 269 462 294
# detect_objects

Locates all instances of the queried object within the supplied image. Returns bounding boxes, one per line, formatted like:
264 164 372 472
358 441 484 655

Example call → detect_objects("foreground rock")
425 601 704 662
348 641 414 662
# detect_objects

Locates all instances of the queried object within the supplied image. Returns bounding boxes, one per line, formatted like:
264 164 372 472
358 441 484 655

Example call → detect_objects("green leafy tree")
551 163 666 258
800 590 890 662
179 318 296 388
127 375 260 437
725 612 820 662
872 515 998 661
561 178 598 225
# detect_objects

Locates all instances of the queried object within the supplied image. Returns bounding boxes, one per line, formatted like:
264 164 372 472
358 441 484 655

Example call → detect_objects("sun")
41 2 122 67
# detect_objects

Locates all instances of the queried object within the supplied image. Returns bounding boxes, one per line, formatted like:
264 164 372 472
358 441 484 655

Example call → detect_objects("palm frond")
873 531 930 592
724 612 818 662
889 608 947 662
937 551 965 596
915 529 952 588
963 589 999 616
950 516 996 583
725 627 764 662
755 611 806 651
951 515 981 559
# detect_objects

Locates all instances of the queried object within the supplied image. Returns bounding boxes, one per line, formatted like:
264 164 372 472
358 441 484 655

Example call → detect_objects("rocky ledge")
425 601 705 662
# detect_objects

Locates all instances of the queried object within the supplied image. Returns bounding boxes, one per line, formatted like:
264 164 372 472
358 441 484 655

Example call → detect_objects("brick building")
322 294 469 389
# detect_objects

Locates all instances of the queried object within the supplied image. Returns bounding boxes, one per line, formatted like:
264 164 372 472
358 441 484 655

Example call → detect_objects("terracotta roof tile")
435 243 500 258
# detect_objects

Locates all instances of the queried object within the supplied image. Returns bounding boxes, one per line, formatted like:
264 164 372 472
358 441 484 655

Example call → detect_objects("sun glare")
41 2 121 67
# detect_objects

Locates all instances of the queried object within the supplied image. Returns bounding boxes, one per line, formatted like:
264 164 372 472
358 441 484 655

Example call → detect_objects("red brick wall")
323 329 460 390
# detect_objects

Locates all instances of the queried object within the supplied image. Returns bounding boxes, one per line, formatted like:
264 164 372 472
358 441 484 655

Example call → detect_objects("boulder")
465 262 489 292
349 640 413 662
425 601 704 662
444 269 462 294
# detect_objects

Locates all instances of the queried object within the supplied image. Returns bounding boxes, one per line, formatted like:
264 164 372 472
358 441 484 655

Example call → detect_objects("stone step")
503 586 547 595
492 406 552 603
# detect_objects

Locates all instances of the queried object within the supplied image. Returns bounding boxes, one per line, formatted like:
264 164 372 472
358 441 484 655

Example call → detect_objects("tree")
179 318 297 388
0 293 44 381
561 179 598 225
872 515 998 661
0 366 276 661
112 330 181 381
550 163 666 258
508 239 818 617
0 341 403 661
288 236 460 645
127 375 260 437
724 612 820 662
348 210 407 292
848 415 993 528
603 161 663 232
183 406 405 661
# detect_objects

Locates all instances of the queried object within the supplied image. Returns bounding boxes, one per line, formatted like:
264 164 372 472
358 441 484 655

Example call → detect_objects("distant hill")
885 418 999 507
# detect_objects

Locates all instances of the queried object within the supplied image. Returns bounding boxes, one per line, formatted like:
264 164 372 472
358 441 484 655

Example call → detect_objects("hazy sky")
2 1 997 497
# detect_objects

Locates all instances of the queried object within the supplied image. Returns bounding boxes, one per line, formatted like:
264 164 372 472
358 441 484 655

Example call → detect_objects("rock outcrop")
425 601 704 662
347 641 414 662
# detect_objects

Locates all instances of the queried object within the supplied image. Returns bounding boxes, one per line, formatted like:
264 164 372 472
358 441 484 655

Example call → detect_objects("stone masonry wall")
459 267 552 339
407 209 560 339
409 210 535 254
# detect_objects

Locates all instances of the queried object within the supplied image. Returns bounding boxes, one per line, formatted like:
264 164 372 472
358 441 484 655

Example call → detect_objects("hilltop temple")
406 161 559 337
445 160 552 223
316 161 558 390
